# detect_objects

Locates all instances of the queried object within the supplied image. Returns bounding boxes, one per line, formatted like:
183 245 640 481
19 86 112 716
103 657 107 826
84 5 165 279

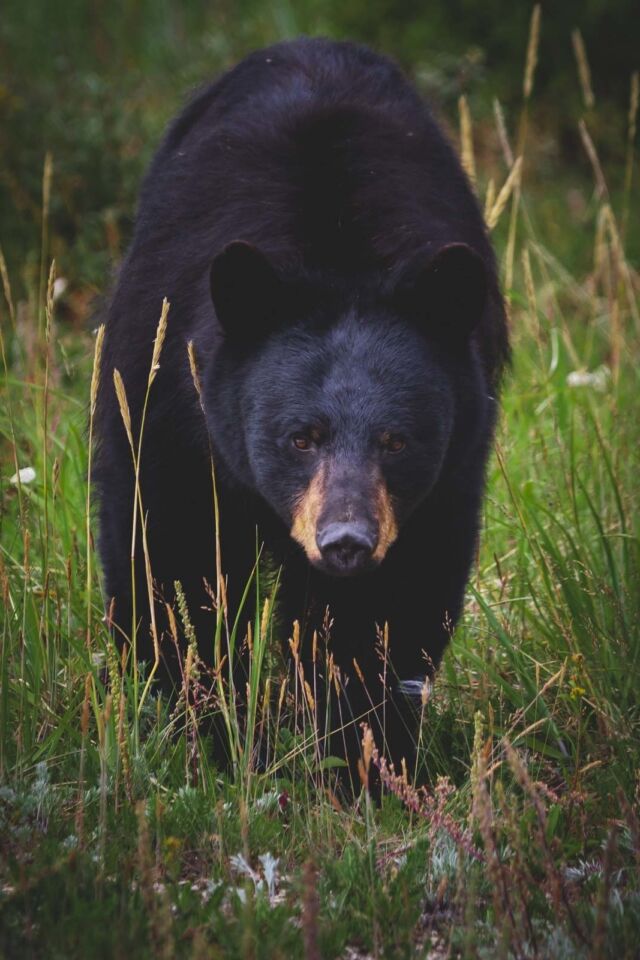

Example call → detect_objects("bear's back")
105 38 507 403
133 39 487 274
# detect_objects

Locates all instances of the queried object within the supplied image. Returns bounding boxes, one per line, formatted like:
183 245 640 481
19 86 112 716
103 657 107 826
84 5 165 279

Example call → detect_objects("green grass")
1 20 640 960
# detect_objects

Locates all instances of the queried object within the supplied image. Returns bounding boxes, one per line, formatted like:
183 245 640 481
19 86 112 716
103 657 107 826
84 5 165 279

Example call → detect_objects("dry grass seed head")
149 297 170 386
113 369 133 448
572 29 595 110
493 97 514 168
458 94 476 186
486 157 523 231
523 4 541 100
90 324 106 415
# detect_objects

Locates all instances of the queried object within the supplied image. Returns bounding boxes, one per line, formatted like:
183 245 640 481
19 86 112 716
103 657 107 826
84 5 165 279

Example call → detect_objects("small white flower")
53 277 68 302
230 853 261 887
566 365 610 392
197 879 222 903
10 467 36 485
258 853 279 899
252 791 279 813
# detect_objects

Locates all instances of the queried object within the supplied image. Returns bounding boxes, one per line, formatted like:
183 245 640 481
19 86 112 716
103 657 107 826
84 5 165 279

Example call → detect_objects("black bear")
94 37 508 779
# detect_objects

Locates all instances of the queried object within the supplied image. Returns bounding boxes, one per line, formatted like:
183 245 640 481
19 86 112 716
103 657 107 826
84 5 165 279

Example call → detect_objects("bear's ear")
210 241 291 339
395 242 487 345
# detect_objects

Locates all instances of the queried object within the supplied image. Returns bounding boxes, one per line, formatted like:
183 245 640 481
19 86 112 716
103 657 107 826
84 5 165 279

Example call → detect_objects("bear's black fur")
94 37 508 779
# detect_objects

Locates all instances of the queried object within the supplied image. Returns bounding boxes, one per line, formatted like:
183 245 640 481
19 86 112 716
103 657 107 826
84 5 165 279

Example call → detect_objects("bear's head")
205 241 490 577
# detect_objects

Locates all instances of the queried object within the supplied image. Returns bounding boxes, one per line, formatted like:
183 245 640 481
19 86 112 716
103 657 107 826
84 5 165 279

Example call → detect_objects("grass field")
1 14 640 959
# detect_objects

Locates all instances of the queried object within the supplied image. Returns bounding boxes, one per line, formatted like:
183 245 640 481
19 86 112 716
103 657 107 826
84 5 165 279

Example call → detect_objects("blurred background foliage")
1 0 638 305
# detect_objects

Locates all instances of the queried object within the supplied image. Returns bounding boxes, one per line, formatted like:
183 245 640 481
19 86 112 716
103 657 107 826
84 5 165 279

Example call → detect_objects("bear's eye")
292 427 325 451
381 433 406 454
292 434 312 451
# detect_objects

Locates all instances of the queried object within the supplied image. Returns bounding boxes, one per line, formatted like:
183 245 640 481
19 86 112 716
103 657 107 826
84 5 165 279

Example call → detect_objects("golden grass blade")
493 97 514 168
601 204 640 331
148 297 170 386
458 94 476 186
484 178 496 222
523 4 541 101
90 325 106 416
113 368 134 451
486 157 523 231
521 246 540 341
572 29 595 109
0 247 16 326
45 259 56 344
86 322 106 653
187 339 203 403
38 152 53 336
578 118 608 199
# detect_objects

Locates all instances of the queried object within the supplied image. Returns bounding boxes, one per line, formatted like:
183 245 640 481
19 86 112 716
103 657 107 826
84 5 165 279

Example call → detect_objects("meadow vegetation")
1 6 639 957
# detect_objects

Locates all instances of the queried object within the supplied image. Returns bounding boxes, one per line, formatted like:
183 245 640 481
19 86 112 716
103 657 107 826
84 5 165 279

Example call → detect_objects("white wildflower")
229 852 262 889
53 277 68 301
258 853 279 899
10 467 36 485
566 365 610 392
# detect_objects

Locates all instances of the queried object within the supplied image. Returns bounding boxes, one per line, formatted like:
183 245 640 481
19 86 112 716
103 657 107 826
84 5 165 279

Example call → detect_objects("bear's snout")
290 459 399 573
316 520 378 576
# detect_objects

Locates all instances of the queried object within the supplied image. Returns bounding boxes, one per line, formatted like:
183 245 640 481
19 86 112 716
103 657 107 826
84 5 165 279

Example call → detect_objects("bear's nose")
316 521 378 576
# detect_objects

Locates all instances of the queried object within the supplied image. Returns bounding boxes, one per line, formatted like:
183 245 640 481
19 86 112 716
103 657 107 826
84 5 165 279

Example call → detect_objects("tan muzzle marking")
291 465 399 565
372 480 398 562
290 466 326 562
